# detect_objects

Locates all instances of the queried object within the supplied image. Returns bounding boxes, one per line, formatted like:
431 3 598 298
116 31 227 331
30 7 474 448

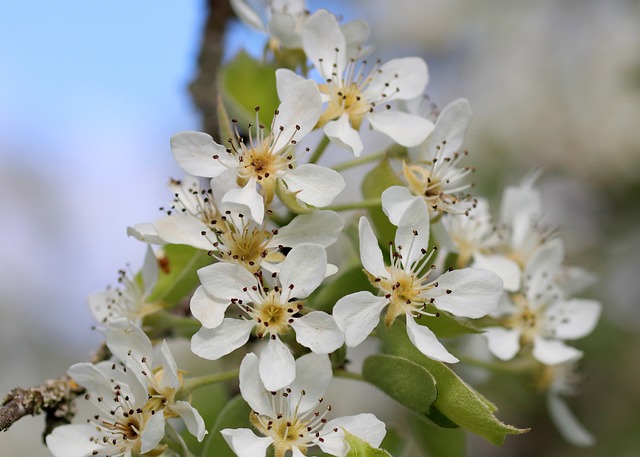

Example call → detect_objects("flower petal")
364 57 428 101
229 0 266 31
420 98 472 160
532 336 583 365
171 131 230 178
220 428 273 457
358 216 388 279
483 327 521 361
324 113 364 156
472 253 521 292
259 336 296 391
269 210 344 249
426 268 502 318
276 68 307 101
191 318 254 360
141 245 159 294
222 178 265 224
239 353 273 415
394 196 431 270
291 311 344 353
282 164 346 207
278 243 327 298
333 291 388 347
380 185 416 226
546 392 595 447
319 413 387 457
341 19 370 58
288 353 332 414
405 316 458 363
301 9 346 78
550 299 601 340
172 400 208 442
46 424 100 457
197 262 255 302
158 340 180 390
190 286 231 329
367 110 434 147
272 80 322 152
154 214 213 250
140 409 165 453
127 223 165 245
104 319 154 373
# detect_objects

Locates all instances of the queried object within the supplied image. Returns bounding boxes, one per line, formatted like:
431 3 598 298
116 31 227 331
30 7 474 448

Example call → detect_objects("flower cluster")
40 2 602 456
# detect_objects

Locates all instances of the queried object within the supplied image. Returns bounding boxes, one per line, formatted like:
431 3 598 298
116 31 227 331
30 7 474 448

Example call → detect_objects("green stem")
332 152 385 172
308 135 330 164
334 369 364 382
179 369 240 397
325 198 381 212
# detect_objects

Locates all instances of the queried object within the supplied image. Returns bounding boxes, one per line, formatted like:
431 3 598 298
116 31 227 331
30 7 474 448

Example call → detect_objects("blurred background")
1 0 639 455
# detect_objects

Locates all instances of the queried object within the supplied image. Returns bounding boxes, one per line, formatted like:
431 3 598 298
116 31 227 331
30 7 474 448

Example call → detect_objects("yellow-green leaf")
344 430 392 457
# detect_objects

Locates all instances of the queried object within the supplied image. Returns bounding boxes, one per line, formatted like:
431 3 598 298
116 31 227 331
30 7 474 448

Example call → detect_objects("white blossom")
333 189 503 363
221 352 386 457
191 243 344 391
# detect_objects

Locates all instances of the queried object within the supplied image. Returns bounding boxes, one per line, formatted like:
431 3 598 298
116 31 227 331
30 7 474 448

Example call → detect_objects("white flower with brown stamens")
191 243 344 391
483 239 601 365
170 79 344 223
277 9 432 157
333 189 503 363
88 245 163 326
221 352 386 457
46 320 206 457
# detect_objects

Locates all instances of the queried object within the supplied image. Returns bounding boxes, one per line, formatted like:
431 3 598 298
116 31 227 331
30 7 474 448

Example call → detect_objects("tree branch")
188 0 235 139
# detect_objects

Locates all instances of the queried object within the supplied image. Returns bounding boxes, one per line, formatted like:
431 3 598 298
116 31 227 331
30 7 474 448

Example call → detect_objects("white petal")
191 318 254 360
472 253 521 292
380 185 417 226
394 196 431 269
550 299 601 340
333 291 388 347
190 286 231 329
46 424 99 457
358 217 387 279
269 210 344 248
221 428 273 457
259 336 296 391
127 223 165 245
272 80 322 152
291 311 344 353
288 353 332 414
172 400 208 441
197 262 255 302
269 12 302 49
276 68 307 101
87 290 112 324
222 178 265 224
532 337 583 365
279 243 327 298
364 57 428 101
282 164 346 207
171 131 230 178
341 19 370 58
239 353 273 415
154 214 213 250
483 327 521 361
320 413 387 457
158 340 180 390
421 99 472 160
426 268 503 318
141 245 159 294
140 409 165 453
500 180 542 228
324 113 364 156
104 319 153 372
368 111 434 147
547 393 595 447
229 0 266 31
405 316 458 363
301 10 346 78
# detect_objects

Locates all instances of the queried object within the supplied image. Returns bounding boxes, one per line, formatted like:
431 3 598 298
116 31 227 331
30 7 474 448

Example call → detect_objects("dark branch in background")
189 0 236 139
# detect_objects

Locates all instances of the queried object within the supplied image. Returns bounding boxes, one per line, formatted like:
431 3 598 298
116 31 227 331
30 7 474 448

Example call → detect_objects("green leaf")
344 430 392 457
379 320 529 446
218 50 280 128
361 158 403 244
408 411 467 457
147 244 211 306
307 265 374 312
201 394 252 457
362 354 437 414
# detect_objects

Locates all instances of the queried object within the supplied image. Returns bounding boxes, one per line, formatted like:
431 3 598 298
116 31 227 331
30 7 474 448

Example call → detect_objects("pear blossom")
191 243 344 391
333 190 503 363
46 320 206 457
483 239 601 365
88 245 162 326
278 9 432 157
221 352 386 457
170 79 344 223
230 0 369 55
